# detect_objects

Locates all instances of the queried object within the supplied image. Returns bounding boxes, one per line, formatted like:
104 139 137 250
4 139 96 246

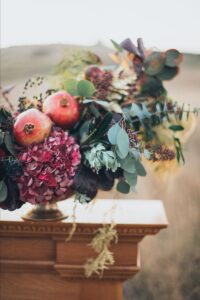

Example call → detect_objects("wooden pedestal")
0 199 168 300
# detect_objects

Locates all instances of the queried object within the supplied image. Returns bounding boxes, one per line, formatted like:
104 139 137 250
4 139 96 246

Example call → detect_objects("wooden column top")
0 199 168 226
0 199 168 283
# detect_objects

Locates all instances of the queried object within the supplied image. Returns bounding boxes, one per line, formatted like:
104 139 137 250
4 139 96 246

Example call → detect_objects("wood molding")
0 221 165 240
0 200 168 299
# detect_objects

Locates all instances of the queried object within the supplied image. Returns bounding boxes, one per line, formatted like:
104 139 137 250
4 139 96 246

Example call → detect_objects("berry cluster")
86 67 113 99
147 145 176 162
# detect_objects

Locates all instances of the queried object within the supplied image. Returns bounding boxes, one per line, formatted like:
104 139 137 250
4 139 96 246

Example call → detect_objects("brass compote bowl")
22 190 73 221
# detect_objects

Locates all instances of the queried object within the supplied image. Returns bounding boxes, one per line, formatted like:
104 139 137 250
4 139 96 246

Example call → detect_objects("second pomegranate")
43 91 80 129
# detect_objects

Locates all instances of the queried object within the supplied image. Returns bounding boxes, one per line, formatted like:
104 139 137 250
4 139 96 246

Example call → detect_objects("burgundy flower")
16 127 81 204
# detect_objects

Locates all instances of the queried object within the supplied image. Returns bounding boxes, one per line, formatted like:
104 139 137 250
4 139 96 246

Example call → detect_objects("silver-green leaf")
135 160 147 176
107 123 121 145
118 154 136 173
4 132 16 156
124 171 137 187
116 128 129 158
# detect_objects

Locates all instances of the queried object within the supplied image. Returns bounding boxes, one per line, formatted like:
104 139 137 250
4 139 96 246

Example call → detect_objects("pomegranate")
13 108 52 146
43 91 80 129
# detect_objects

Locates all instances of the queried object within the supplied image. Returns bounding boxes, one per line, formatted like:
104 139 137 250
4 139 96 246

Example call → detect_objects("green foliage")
0 157 23 178
174 137 185 163
84 143 120 173
157 66 178 80
116 128 129 159
116 180 130 194
144 149 151 159
65 79 96 97
81 112 112 145
130 103 151 119
135 160 147 176
0 108 12 122
83 99 109 108
193 107 200 116
140 76 166 97
77 80 96 97
118 153 136 173
0 108 17 158
165 49 183 67
145 52 165 76
107 123 121 145
95 112 113 140
4 132 16 156
0 180 7 203
75 192 92 204
1 37 195 211
124 171 137 186
142 49 182 100
65 79 79 96
169 125 184 132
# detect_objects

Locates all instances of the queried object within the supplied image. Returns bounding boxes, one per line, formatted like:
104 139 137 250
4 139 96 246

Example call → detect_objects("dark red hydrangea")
16 127 81 204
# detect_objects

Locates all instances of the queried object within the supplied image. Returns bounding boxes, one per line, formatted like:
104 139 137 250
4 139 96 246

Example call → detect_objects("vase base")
21 203 67 222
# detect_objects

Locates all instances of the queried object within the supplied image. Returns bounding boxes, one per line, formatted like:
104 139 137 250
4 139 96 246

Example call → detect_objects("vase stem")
22 202 67 221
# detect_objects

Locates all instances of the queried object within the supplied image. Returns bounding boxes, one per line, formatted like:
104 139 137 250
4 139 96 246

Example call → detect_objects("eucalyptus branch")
80 128 97 145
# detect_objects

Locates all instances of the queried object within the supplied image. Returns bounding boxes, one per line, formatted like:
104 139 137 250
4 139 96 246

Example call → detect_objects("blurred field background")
1 44 200 300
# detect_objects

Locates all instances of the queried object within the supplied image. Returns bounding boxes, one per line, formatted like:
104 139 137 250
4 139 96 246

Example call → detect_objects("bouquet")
0 38 198 210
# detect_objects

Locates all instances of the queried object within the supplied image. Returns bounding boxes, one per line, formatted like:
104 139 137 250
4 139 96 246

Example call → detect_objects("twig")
1 85 15 112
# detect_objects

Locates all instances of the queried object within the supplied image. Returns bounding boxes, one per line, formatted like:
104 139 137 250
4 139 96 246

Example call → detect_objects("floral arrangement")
0 38 199 210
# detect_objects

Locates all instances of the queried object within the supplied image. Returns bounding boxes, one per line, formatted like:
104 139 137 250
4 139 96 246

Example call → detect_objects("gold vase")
22 202 67 222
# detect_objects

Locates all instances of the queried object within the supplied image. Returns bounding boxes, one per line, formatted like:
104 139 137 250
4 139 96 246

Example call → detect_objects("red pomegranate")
43 91 80 129
13 108 52 147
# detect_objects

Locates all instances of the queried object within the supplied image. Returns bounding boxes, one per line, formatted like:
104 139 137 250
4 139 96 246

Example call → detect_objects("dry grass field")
1 44 200 300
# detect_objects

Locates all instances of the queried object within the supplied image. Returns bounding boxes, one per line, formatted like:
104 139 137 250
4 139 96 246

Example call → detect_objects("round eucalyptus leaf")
116 181 130 194
157 66 179 81
165 49 183 67
77 80 96 97
145 52 165 76
118 154 136 173
65 79 78 96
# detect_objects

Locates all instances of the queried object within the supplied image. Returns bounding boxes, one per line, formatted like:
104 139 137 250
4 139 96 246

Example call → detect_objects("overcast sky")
1 0 200 53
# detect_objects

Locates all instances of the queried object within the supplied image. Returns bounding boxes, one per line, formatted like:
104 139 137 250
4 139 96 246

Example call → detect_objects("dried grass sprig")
84 223 118 278
66 200 77 242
